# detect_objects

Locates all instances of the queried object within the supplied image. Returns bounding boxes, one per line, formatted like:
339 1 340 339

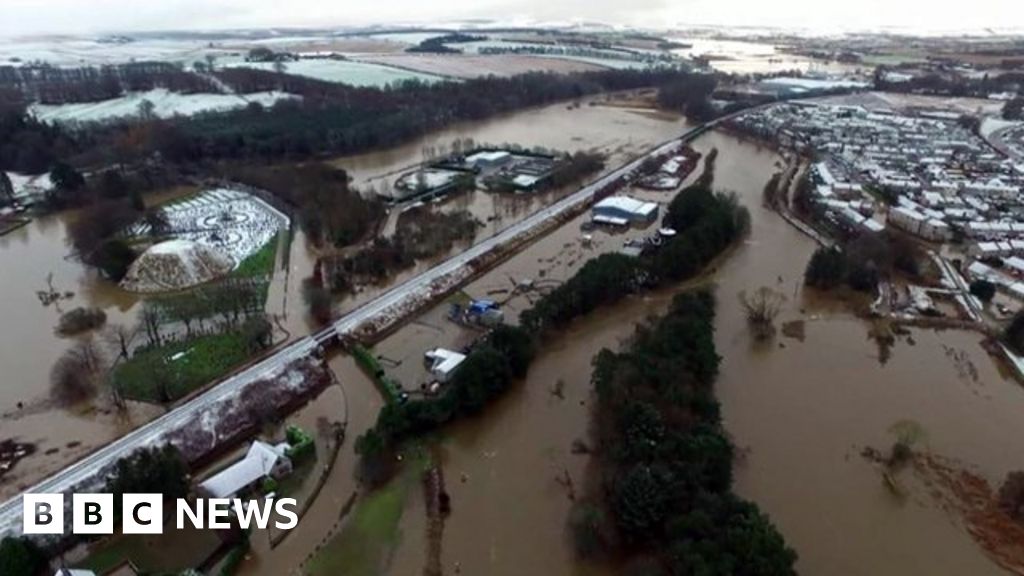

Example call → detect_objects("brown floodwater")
366 130 1024 576
0 98 686 503
238 353 383 576
0 197 194 498
7 103 1021 576
319 95 691 320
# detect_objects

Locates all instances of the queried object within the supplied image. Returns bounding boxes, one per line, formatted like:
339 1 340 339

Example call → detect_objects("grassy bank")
305 451 428 576
113 332 251 403
231 232 281 278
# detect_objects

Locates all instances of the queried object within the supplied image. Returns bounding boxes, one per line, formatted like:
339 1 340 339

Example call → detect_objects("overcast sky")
1 0 1018 37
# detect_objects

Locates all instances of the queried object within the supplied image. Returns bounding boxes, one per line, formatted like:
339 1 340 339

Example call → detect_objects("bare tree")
50 338 104 406
139 303 163 347
0 171 14 206
740 286 786 341
104 323 137 360
138 98 156 121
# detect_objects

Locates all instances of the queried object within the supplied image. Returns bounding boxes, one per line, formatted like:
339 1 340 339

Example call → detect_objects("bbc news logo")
23 494 298 535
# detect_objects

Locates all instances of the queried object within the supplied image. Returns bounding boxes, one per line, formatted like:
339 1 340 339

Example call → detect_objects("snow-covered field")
365 32 448 45
28 88 296 124
0 37 245 68
130 188 288 268
356 53 605 78
226 59 443 87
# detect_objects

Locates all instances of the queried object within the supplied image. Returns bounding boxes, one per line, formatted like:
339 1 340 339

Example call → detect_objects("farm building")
425 348 467 383
592 196 659 226
198 440 292 499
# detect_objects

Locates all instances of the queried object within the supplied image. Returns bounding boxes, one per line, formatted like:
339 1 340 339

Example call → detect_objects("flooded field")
0 193 192 498
330 93 688 189
5 94 1023 575
668 37 866 76
316 95 691 319
0 97 687 499
308 129 1024 576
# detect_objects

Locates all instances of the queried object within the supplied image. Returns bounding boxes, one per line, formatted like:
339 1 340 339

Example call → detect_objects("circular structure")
199 210 252 229
120 239 235 293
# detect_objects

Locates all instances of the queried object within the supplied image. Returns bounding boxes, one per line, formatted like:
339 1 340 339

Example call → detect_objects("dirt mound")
121 239 234 293
917 453 1024 575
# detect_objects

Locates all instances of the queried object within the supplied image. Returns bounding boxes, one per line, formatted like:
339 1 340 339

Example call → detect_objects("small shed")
425 348 467 383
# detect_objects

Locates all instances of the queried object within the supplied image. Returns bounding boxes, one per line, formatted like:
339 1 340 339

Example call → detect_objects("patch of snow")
980 116 1021 139
28 88 297 125
225 59 442 87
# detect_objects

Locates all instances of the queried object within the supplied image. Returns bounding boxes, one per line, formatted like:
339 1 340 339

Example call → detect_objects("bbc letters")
24 493 298 535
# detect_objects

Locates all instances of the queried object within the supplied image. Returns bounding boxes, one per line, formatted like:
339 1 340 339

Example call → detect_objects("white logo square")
122 494 163 534
73 493 114 535
23 493 64 535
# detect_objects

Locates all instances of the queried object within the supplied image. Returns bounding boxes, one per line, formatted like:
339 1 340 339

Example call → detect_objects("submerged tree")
740 286 786 341
50 338 104 406
886 420 926 469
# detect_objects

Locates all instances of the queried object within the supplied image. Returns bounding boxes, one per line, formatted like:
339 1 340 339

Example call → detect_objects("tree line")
0 61 218 106
804 231 926 294
572 290 797 575
3 67 715 177
219 162 383 248
873 65 1024 99
137 67 718 164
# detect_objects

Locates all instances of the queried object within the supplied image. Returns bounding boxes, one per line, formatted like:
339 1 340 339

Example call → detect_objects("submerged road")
0 116 728 538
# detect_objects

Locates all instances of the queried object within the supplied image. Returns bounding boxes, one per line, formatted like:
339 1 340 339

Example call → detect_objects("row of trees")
0 61 218 106
656 73 719 121
0 446 189 576
872 66 1024 99
406 33 484 54
355 324 536 485
220 163 383 248
4 68 710 181
148 68 715 163
804 232 925 293
574 291 797 574
149 279 270 343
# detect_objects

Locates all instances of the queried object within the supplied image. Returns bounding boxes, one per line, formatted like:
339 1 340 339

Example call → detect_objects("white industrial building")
592 196 659 226
466 150 512 170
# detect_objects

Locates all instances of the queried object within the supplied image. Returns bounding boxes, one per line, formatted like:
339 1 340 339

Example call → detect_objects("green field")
305 451 428 576
113 332 251 403
232 233 281 278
